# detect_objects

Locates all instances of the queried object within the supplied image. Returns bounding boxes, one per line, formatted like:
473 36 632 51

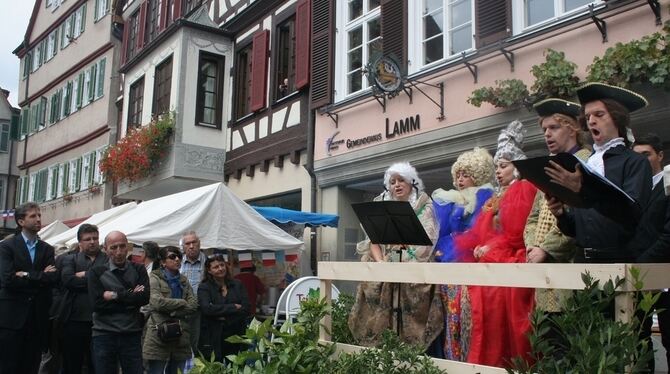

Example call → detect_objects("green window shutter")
76 72 84 108
88 152 96 185
94 0 99 20
88 64 97 102
64 81 72 116
54 28 59 53
39 97 47 128
10 111 19 140
96 59 106 98
75 158 82 191
63 163 70 194
80 4 86 33
15 178 22 205
30 105 38 133
20 108 28 137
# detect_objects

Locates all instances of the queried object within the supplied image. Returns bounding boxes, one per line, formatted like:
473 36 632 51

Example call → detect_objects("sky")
0 1 35 107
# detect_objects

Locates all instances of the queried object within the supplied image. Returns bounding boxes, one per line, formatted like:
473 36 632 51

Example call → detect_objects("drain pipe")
305 105 317 276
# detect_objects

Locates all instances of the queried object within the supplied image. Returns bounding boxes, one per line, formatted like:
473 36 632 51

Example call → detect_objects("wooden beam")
317 262 669 292
260 159 270 173
245 164 255 178
274 155 284 168
290 150 301 165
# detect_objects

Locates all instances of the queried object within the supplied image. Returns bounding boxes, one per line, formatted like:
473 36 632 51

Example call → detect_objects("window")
82 69 91 106
60 82 72 118
38 97 47 130
61 16 72 49
274 16 296 100
128 77 145 128
88 63 98 103
145 0 161 45
47 165 59 200
81 153 95 188
152 56 172 117
19 107 29 138
518 0 594 28
46 30 59 61
28 173 36 202
49 91 62 124
94 148 105 184
196 52 225 128
233 44 252 119
34 169 48 203
95 0 110 21
164 0 176 28
57 163 68 198
22 53 31 79
73 5 86 39
126 10 141 61
337 0 381 97
418 0 474 65
68 158 82 193
71 75 80 114
16 176 28 205
0 123 9 152
32 43 43 72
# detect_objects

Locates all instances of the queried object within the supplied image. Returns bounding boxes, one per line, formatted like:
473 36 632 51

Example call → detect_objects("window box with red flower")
100 113 175 183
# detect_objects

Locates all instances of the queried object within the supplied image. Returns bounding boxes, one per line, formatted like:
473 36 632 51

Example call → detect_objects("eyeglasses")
167 253 182 261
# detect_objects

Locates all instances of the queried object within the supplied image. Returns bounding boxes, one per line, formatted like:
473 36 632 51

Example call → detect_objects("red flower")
100 113 174 183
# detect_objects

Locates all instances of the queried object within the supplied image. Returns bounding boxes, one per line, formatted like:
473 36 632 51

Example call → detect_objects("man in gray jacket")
88 231 149 374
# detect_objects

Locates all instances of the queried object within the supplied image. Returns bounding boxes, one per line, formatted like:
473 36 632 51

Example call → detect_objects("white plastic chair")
271 276 340 339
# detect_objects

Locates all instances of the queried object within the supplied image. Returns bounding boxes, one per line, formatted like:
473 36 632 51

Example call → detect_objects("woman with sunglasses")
197 255 251 362
143 246 198 374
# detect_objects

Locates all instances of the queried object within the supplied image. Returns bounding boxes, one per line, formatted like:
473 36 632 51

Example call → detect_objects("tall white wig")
383 162 425 202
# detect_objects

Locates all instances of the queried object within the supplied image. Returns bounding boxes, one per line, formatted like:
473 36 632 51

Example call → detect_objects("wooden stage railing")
317 262 670 373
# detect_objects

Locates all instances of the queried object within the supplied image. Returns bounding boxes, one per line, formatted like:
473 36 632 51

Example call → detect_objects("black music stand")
351 200 433 335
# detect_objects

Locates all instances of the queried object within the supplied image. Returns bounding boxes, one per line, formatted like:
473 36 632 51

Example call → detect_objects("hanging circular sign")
371 56 403 93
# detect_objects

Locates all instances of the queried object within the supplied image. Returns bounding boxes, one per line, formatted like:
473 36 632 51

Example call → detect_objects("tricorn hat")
576 82 648 112
533 98 581 118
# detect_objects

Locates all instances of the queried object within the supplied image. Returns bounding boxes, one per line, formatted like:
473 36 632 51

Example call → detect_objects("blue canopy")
252 206 339 228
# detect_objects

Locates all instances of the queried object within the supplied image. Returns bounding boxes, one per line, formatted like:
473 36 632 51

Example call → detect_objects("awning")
252 206 339 228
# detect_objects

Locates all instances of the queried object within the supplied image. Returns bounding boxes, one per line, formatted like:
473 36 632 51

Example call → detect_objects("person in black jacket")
60 224 108 374
88 231 149 374
0 202 58 374
629 133 670 372
197 255 250 362
546 82 652 263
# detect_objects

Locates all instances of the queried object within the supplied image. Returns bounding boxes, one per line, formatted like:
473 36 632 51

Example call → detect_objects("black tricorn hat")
533 98 581 118
577 82 648 112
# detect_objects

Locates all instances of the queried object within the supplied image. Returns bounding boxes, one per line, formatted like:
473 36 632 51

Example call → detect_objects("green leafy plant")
509 270 656 374
467 79 530 108
320 330 445 374
530 49 581 100
331 292 358 345
587 24 670 89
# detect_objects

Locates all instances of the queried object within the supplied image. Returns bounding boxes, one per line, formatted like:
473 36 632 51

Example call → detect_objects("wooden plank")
319 279 332 342
317 262 639 289
324 342 507 374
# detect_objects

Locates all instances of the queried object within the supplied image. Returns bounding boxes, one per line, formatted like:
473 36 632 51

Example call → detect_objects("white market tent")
63 183 304 251
46 202 139 247
38 220 70 242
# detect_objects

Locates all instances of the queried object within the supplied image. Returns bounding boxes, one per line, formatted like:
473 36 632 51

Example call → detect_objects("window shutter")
55 89 62 121
381 0 407 70
75 158 82 191
77 72 84 107
294 0 311 90
63 162 70 194
137 1 148 50
10 111 19 140
250 30 269 112
64 81 72 116
309 0 333 109
30 105 38 132
475 0 512 48
15 177 22 205
94 0 100 20
20 107 29 137
173 0 182 20
80 4 87 33
39 97 47 128
159 0 168 31
89 64 97 102
96 59 106 98
121 16 130 65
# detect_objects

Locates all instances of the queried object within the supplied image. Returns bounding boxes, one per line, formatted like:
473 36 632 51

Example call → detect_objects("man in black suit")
546 82 652 263
61 223 108 374
630 133 669 371
0 202 58 374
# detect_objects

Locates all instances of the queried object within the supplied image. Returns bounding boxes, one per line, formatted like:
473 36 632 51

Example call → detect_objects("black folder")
351 201 433 246
513 153 638 217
